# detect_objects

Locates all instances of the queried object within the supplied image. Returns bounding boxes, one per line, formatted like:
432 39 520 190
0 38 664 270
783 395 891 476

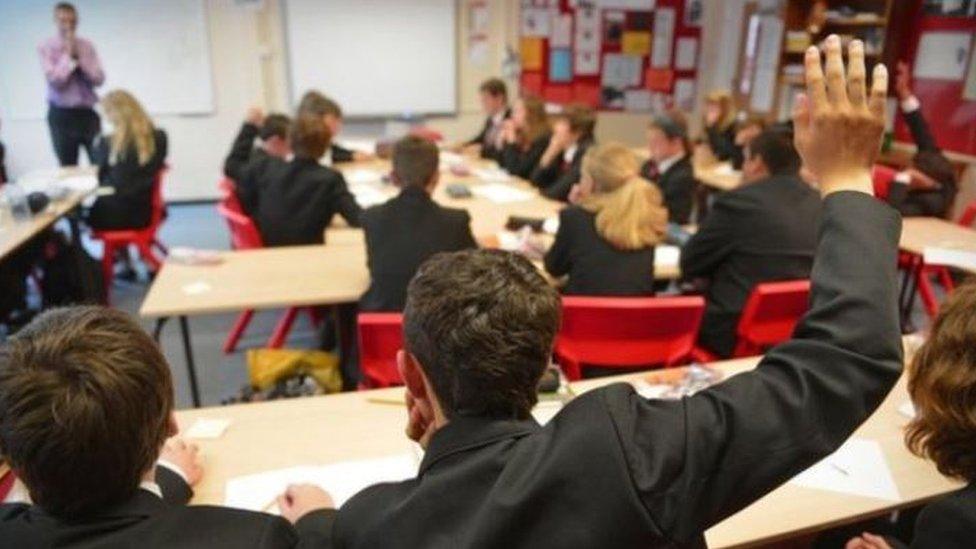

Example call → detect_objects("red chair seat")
358 313 405 389
732 280 811 357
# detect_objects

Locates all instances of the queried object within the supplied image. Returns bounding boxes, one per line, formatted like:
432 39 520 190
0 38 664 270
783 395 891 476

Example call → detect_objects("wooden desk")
695 163 742 192
174 349 959 548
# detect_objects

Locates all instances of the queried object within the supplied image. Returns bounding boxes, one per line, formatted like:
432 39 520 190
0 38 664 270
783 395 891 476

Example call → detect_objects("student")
846 283 976 549
462 78 510 160
297 91 370 165
702 89 739 163
247 114 362 247
499 95 551 179
530 104 596 202
277 39 902 547
0 306 332 547
886 62 957 218
359 136 477 312
86 90 167 231
730 115 766 169
640 110 697 224
544 143 667 296
223 107 291 186
680 128 821 358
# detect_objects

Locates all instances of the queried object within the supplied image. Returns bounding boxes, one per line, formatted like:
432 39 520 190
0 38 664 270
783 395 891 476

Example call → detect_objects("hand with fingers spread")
793 34 888 196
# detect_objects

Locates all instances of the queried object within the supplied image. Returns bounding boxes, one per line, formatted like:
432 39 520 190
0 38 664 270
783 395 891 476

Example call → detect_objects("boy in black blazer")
0 307 332 548
680 128 821 358
462 78 510 161
317 39 904 548
223 107 291 185
246 114 363 247
360 136 477 312
530 103 596 201
297 91 372 165
640 110 697 224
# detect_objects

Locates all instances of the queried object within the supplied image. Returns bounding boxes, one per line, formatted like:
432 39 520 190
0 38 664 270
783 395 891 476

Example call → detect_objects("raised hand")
793 35 887 196
245 106 265 127
894 61 912 101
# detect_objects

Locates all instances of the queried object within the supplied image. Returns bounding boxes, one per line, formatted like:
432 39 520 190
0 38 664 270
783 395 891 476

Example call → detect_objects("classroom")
0 0 975 547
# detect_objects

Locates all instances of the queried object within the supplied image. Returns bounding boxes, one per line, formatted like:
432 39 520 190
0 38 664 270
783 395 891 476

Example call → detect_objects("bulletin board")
518 0 703 112
893 3 976 157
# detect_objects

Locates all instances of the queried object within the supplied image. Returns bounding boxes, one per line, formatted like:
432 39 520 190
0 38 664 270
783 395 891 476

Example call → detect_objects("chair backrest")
735 279 811 356
871 164 897 201
216 203 263 250
557 296 705 368
358 313 404 388
958 200 976 228
218 177 245 215
147 166 169 228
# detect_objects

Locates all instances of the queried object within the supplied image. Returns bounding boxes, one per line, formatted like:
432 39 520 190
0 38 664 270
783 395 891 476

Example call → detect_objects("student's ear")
397 349 429 402
167 413 179 438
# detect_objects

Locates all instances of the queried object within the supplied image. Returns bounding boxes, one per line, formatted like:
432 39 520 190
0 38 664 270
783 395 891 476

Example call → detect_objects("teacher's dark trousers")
47 104 100 167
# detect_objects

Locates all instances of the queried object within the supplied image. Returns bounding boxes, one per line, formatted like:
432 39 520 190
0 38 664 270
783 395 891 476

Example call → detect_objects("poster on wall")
575 6 602 52
467 1 490 66
674 37 698 70
521 7 550 37
551 12 573 48
964 38 976 100
914 31 972 81
651 7 675 68
684 0 703 27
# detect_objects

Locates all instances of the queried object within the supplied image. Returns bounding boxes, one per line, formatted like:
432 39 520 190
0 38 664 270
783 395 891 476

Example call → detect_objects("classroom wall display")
519 0 701 112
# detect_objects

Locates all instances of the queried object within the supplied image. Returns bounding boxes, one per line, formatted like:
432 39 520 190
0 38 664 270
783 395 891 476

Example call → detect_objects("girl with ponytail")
544 143 668 296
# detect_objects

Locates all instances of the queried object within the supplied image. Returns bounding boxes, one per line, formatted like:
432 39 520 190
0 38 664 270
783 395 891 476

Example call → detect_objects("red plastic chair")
871 164 897 200
732 280 811 357
358 313 405 389
92 167 169 303
959 199 976 228
218 177 244 214
216 204 318 353
554 296 705 381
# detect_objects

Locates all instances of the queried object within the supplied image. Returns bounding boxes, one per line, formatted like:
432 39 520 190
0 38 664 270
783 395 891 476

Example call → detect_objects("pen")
830 462 850 476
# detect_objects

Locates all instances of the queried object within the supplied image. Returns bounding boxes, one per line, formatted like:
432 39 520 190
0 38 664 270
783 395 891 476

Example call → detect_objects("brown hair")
54 2 76 14
297 90 343 119
393 136 439 189
404 250 560 420
580 143 668 250
479 78 508 100
518 95 550 146
558 103 596 141
290 114 332 160
649 109 691 154
260 113 292 142
0 307 174 519
905 281 976 482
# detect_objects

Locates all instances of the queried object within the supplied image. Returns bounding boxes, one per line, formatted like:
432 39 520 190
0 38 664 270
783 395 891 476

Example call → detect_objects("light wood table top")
899 216 976 258
174 344 958 548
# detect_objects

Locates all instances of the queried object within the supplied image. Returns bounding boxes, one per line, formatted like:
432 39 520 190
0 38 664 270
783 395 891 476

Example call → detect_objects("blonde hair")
101 90 156 166
705 89 737 131
579 143 668 251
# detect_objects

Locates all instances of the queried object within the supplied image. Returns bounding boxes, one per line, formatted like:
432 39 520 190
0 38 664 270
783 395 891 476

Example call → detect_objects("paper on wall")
624 89 653 112
593 0 655 8
673 78 696 111
788 438 901 502
674 37 698 70
750 15 784 112
622 31 652 56
914 31 972 81
575 50 601 76
550 12 573 48
520 37 545 71
521 7 550 37
574 6 601 52
602 54 643 88
549 48 573 82
224 454 418 512
651 7 675 68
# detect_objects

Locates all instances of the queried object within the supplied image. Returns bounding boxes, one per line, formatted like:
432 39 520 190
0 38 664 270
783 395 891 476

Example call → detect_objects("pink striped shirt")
38 35 105 108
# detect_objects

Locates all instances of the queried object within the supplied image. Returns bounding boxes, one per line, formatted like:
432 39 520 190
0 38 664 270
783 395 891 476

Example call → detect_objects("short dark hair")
260 113 291 141
747 128 801 176
649 109 689 152
54 2 76 13
297 91 343 119
479 78 508 100
403 250 561 420
290 114 331 159
393 136 439 189
560 103 597 141
0 307 173 519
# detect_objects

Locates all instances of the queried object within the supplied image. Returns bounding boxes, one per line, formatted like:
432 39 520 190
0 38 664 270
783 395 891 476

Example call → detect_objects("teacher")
38 2 105 167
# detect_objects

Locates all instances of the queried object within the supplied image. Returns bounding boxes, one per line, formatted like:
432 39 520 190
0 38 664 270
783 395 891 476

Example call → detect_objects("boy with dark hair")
0 306 332 547
681 127 821 357
286 37 905 549
359 136 477 312
531 103 597 202
223 107 292 201
461 78 511 160
296 91 370 164
640 109 698 224
242 114 363 246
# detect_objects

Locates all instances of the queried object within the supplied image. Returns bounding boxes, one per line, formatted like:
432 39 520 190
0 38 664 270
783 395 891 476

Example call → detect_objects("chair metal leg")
266 308 300 349
223 310 255 354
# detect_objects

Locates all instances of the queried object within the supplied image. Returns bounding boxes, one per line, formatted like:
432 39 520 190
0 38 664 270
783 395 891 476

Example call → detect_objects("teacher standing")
38 2 105 167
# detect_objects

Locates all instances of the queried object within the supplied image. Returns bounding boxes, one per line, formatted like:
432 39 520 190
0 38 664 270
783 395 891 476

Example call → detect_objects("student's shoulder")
335 478 421 534
558 204 593 225
162 504 299 542
917 485 976 532
435 203 472 224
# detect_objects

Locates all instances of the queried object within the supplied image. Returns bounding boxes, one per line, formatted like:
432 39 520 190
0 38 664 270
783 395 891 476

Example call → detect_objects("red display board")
894 5 976 156
519 0 702 112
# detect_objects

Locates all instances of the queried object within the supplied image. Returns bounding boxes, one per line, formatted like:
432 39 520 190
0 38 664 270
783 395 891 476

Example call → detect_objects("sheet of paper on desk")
472 167 512 183
788 438 900 502
184 418 232 439
654 245 680 269
472 184 533 204
438 151 464 166
345 169 385 185
923 247 976 271
224 454 418 511
350 184 390 208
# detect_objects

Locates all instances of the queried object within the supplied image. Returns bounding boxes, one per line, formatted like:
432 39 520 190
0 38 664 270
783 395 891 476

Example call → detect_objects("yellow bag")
246 349 343 394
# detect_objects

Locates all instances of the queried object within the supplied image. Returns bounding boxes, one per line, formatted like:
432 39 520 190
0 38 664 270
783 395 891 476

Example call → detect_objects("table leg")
178 315 202 408
152 317 169 342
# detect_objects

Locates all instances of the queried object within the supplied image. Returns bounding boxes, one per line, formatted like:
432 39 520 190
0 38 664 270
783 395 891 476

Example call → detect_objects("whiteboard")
0 0 214 120
283 0 457 117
